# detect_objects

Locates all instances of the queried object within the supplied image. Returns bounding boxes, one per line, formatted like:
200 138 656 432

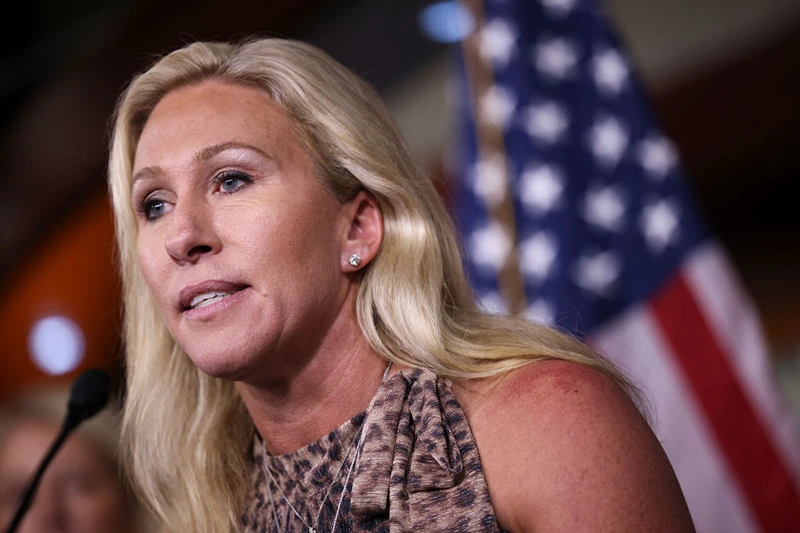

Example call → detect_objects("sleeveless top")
240 368 507 532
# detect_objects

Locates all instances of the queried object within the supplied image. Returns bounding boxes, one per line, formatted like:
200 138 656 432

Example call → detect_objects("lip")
178 280 249 312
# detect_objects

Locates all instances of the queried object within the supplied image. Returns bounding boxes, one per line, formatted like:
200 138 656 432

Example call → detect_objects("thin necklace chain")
262 361 393 533
263 424 362 533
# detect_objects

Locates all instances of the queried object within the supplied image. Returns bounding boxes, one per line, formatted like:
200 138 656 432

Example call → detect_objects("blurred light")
28 315 85 375
418 1 475 43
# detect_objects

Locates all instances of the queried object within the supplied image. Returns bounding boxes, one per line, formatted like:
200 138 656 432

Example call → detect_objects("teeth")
190 291 234 309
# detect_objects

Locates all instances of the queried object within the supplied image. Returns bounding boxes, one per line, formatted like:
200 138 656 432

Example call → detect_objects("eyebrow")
131 141 271 187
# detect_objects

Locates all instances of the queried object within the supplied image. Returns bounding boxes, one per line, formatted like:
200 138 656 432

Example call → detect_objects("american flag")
452 0 800 530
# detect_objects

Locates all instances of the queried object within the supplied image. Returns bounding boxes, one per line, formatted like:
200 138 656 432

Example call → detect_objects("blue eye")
217 171 252 193
143 198 166 221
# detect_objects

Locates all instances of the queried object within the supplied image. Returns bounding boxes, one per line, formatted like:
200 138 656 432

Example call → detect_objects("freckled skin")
0 420 131 533
453 360 696 532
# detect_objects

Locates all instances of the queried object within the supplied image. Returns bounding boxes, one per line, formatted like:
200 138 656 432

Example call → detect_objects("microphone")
65 367 111 429
4 368 111 533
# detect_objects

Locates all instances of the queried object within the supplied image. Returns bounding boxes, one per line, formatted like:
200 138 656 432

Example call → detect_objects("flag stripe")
650 273 800 532
454 1 800 529
594 299 759 533
684 245 800 480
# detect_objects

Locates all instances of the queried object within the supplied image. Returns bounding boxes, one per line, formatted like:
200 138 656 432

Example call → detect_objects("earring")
348 254 362 267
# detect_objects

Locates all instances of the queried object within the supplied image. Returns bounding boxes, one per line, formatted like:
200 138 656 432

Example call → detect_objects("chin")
184 345 258 382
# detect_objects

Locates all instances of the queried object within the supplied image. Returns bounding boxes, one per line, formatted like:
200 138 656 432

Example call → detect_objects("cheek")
235 201 320 260
237 212 342 307
137 225 168 273
136 234 172 307
261 214 339 272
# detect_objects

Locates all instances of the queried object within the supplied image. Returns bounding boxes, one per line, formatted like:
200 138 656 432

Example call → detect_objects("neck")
235 318 390 455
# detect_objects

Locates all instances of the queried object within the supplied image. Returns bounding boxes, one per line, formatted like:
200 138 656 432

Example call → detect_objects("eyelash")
136 170 255 222
214 170 253 194
137 196 166 222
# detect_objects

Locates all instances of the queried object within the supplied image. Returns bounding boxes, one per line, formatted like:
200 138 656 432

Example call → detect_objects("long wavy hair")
108 37 634 532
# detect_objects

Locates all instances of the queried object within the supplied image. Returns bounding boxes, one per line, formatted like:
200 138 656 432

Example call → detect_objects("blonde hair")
108 37 634 533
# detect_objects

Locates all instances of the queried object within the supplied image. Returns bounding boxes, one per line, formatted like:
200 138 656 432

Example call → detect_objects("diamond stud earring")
348 254 362 267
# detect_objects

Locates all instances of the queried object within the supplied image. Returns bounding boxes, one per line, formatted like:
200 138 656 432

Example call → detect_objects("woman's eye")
217 171 252 193
143 198 167 221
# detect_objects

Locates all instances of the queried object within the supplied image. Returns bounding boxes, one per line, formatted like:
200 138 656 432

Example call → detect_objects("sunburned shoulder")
452 359 695 533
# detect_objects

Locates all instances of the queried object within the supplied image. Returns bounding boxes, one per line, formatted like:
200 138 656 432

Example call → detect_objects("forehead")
132 80 303 173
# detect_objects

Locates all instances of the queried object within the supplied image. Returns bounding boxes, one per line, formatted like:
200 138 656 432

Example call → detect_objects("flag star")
588 115 629 168
641 199 680 252
573 250 621 297
471 154 508 207
523 101 569 144
519 163 564 213
638 135 678 178
584 185 626 232
519 232 558 281
469 221 513 273
478 291 508 315
525 299 555 326
480 84 517 129
592 47 629 96
479 19 517 66
532 37 579 80
540 0 578 17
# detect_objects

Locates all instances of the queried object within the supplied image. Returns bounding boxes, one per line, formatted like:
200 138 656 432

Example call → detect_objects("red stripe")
650 273 800 533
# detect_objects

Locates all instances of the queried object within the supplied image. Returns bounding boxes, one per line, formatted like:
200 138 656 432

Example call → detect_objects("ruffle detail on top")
350 368 501 532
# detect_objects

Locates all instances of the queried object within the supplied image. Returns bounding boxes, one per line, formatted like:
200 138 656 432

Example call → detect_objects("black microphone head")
66 368 110 428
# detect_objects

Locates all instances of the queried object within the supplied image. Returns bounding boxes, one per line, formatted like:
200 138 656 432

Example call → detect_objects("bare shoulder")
452 359 695 533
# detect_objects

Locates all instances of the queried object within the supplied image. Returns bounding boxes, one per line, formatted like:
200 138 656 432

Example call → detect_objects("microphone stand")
3 368 109 533
4 416 80 533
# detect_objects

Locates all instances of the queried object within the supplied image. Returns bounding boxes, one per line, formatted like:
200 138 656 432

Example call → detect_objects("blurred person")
108 37 695 532
0 385 147 533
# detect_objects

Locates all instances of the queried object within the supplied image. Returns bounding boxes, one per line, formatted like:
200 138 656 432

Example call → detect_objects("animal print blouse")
240 368 506 532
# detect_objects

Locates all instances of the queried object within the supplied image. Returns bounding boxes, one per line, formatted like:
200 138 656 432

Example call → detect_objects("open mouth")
186 287 246 310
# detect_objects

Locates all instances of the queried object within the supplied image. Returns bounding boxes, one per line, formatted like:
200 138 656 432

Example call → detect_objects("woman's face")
0 420 130 533
132 80 356 383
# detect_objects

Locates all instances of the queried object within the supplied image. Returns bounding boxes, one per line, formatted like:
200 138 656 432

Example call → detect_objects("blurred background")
0 0 798 420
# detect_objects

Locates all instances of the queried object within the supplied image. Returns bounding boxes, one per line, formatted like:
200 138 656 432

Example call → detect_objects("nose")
164 198 221 265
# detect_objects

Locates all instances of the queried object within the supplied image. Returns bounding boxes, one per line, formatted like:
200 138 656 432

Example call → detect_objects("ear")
340 191 383 273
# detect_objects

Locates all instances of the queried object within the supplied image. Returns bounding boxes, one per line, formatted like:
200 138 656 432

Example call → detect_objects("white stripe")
594 305 759 533
684 243 800 482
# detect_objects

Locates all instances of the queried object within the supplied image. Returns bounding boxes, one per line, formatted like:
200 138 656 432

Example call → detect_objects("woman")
0 386 149 533
108 37 694 532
